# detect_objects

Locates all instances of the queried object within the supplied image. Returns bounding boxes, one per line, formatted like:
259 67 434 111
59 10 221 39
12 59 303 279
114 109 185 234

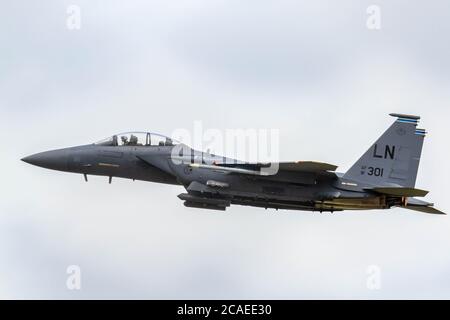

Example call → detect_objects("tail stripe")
415 129 427 136
396 118 419 124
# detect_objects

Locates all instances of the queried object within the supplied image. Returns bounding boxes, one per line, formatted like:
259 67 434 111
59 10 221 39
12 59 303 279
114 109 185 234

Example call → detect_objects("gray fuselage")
22 143 389 212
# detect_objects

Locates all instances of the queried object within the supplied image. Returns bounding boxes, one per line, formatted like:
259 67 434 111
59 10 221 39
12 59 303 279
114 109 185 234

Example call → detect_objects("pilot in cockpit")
121 136 128 145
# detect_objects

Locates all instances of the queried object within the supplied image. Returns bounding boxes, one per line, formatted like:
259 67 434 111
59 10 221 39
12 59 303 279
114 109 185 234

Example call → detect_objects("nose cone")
22 149 69 171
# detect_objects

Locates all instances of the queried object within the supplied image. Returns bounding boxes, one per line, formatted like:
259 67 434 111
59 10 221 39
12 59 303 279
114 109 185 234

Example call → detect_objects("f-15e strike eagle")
22 113 444 214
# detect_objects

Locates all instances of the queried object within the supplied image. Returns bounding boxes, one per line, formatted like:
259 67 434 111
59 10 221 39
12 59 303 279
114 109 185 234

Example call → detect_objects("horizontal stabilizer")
367 187 429 197
401 205 446 215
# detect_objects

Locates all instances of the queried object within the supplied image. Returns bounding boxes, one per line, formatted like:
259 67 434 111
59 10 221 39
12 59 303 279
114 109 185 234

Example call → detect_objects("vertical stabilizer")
343 113 425 187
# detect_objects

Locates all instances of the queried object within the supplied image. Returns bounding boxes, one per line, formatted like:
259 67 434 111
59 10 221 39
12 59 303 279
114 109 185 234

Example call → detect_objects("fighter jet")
22 113 444 214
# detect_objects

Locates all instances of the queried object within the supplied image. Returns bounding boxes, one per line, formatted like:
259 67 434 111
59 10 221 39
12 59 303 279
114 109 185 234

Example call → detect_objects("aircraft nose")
21 149 69 171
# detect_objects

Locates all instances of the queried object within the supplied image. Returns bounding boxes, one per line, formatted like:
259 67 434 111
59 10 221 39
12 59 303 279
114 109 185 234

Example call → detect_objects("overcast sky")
1 0 450 299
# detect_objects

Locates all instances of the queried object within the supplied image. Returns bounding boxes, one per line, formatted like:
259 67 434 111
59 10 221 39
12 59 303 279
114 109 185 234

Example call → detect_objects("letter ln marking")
373 144 395 159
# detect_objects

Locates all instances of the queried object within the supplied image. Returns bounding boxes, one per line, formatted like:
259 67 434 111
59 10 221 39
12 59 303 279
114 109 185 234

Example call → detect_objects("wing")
277 161 338 172
401 205 446 215
189 161 338 176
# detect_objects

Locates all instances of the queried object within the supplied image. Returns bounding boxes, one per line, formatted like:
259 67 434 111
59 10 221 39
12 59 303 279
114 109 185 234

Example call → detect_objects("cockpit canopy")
95 132 180 147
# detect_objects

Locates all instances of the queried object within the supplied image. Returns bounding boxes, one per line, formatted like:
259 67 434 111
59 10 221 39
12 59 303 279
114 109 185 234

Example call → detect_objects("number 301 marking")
367 167 383 176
